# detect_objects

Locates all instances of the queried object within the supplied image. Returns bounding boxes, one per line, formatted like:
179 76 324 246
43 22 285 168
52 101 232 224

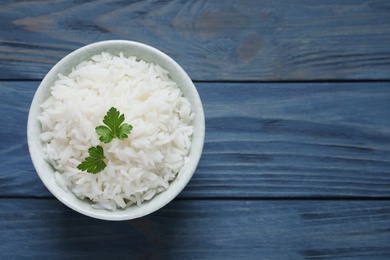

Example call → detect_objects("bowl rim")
27 40 205 221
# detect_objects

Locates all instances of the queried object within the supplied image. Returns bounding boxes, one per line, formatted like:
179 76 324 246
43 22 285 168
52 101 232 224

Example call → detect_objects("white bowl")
27 40 205 221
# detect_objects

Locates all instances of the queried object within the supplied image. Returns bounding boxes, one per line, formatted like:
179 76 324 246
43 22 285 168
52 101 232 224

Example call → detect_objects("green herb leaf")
77 145 106 174
117 123 133 140
95 125 113 143
95 107 133 143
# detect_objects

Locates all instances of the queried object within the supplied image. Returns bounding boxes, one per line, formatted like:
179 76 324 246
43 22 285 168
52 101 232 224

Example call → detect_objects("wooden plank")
195 82 390 198
0 0 389 81
0 199 389 259
2 81 390 198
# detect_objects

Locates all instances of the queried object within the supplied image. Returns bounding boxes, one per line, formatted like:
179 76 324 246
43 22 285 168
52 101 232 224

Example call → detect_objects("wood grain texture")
1 81 390 198
1 1 389 258
0 199 389 259
0 0 389 81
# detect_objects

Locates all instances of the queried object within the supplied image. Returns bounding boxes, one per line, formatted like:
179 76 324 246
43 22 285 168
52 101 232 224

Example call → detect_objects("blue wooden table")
1 1 390 259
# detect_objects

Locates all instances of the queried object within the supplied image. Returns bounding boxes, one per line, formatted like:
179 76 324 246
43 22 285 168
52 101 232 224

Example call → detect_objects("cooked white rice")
39 52 194 211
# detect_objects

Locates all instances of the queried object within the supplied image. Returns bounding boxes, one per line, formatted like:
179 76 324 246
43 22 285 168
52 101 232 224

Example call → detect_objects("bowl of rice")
27 40 205 221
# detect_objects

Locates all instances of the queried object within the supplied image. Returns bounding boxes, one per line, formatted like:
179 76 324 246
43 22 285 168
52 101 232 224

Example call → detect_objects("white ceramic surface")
27 40 205 221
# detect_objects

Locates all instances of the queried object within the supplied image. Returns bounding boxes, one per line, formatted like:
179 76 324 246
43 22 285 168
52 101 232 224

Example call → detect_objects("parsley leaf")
95 107 133 143
77 145 106 174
